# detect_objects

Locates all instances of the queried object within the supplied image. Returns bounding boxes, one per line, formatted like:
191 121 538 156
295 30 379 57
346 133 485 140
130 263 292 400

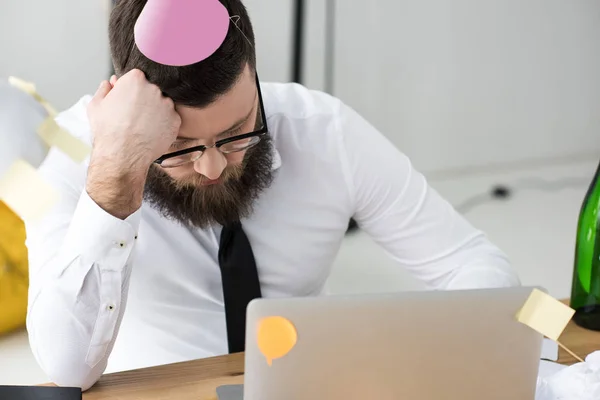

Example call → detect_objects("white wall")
319 0 600 175
0 0 293 111
303 0 327 92
0 0 112 110
243 0 294 83
2 0 599 175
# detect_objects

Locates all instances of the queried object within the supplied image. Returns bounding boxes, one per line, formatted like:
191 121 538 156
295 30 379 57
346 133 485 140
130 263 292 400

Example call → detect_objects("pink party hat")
134 0 231 66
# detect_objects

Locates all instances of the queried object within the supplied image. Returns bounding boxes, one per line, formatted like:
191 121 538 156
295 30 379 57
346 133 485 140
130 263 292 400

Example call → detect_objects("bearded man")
25 0 518 391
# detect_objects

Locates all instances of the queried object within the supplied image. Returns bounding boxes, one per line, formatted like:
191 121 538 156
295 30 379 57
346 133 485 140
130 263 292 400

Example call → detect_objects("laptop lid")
243 286 543 400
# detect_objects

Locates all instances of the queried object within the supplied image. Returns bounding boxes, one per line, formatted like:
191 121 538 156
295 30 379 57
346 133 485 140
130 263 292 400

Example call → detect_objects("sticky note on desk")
0 159 59 222
516 288 575 341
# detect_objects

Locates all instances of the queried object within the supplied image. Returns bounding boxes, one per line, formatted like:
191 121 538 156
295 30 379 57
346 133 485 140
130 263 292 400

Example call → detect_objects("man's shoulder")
261 82 343 123
55 95 94 145
260 82 351 164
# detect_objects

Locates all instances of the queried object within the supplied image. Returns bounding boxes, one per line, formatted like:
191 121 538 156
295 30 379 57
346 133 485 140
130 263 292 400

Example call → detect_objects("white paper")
538 360 567 379
541 338 559 361
0 80 48 175
536 351 600 400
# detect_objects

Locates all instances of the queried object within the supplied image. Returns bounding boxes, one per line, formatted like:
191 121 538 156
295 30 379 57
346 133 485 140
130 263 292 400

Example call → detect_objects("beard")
144 135 274 228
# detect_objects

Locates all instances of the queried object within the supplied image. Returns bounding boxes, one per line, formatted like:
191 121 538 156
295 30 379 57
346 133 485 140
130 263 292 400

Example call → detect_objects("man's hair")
108 0 256 107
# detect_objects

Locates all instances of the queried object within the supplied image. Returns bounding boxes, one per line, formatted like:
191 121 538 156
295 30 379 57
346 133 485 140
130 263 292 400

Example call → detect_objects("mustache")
172 164 244 190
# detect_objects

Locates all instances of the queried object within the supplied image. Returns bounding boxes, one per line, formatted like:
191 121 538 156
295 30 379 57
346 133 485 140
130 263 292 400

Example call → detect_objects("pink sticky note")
134 0 230 66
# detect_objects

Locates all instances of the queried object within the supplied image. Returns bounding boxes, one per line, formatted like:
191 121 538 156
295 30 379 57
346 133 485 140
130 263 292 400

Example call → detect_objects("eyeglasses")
154 73 269 169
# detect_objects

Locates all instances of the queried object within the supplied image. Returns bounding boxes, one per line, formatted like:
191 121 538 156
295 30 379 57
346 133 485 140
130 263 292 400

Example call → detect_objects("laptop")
235 286 543 400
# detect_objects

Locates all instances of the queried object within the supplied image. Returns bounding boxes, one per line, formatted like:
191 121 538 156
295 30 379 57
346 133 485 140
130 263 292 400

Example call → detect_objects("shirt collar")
271 146 282 171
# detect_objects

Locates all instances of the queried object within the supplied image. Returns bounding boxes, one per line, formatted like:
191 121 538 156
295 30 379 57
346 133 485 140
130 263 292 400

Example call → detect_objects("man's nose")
193 148 227 180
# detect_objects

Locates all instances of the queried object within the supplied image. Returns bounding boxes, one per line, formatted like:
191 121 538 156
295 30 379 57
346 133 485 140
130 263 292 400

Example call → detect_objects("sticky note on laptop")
516 288 575 340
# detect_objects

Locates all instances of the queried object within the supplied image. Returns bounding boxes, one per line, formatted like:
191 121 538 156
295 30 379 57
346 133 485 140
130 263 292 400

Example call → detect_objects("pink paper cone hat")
134 0 231 66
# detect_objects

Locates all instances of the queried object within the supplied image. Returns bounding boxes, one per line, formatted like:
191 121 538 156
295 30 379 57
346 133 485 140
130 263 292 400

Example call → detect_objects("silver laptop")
235 286 543 400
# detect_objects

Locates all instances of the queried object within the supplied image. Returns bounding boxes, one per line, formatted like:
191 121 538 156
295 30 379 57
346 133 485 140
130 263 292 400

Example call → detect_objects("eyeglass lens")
160 135 262 168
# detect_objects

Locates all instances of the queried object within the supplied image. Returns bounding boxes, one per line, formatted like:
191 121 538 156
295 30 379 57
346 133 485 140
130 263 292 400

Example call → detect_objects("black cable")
455 177 590 215
454 193 497 216
291 0 305 83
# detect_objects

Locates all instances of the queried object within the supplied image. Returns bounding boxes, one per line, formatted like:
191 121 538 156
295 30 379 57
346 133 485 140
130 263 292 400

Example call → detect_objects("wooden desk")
556 316 599 365
82 319 600 400
84 353 244 400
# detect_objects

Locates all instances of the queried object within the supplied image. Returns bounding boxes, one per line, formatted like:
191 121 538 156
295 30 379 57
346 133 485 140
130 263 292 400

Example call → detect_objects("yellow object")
257 316 298 366
0 159 60 223
0 200 29 335
516 288 575 341
37 118 90 164
8 76 56 115
9 76 91 163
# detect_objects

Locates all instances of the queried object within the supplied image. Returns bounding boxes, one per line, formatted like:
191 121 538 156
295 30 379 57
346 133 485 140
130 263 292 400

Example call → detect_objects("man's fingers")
88 81 112 110
110 75 117 87
95 80 112 99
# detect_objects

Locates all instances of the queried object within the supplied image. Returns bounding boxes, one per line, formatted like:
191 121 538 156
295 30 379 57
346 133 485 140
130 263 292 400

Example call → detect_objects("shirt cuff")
60 189 142 271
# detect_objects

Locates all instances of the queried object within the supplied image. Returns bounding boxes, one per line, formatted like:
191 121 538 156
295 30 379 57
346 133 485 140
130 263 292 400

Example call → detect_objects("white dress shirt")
25 82 519 390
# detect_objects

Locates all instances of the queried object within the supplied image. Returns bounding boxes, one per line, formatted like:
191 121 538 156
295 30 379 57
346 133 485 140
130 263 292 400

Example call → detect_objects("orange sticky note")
257 316 297 366
516 288 575 341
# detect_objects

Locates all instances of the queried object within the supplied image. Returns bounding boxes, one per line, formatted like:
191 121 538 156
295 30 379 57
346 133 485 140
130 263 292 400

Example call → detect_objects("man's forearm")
86 157 148 220
27 189 141 390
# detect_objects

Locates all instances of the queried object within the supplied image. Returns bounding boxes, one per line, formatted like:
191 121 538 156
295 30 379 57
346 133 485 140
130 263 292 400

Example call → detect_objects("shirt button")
117 241 126 248
134 235 138 240
107 304 115 311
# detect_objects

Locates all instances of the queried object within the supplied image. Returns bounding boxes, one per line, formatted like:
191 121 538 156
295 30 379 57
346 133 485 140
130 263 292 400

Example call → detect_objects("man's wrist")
86 159 148 220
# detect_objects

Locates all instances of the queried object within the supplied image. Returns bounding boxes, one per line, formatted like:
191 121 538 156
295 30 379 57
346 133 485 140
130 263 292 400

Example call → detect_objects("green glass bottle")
571 163 600 330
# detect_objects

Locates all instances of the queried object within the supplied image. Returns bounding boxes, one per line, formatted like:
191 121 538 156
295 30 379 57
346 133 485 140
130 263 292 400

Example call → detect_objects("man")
25 0 519 391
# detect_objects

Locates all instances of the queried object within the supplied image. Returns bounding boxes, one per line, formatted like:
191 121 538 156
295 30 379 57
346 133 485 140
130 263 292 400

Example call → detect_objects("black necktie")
218 221 262 353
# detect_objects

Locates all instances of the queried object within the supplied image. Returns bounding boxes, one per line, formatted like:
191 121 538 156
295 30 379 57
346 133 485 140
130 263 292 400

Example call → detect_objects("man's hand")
85 69 181 219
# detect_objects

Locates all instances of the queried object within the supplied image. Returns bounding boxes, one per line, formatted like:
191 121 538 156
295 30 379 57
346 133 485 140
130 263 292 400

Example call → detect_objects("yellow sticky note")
8 76 57 116
0 159 59 222
8 76 37 96
516 288 575 341
9 76 91 163
37 118 91 163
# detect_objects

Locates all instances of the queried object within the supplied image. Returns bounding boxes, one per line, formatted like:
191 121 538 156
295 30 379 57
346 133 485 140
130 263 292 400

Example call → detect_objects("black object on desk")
0 386 81 400
216 385 244 400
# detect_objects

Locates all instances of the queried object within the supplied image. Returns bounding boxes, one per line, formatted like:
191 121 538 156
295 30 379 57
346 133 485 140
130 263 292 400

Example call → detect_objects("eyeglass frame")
154 72 269 167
